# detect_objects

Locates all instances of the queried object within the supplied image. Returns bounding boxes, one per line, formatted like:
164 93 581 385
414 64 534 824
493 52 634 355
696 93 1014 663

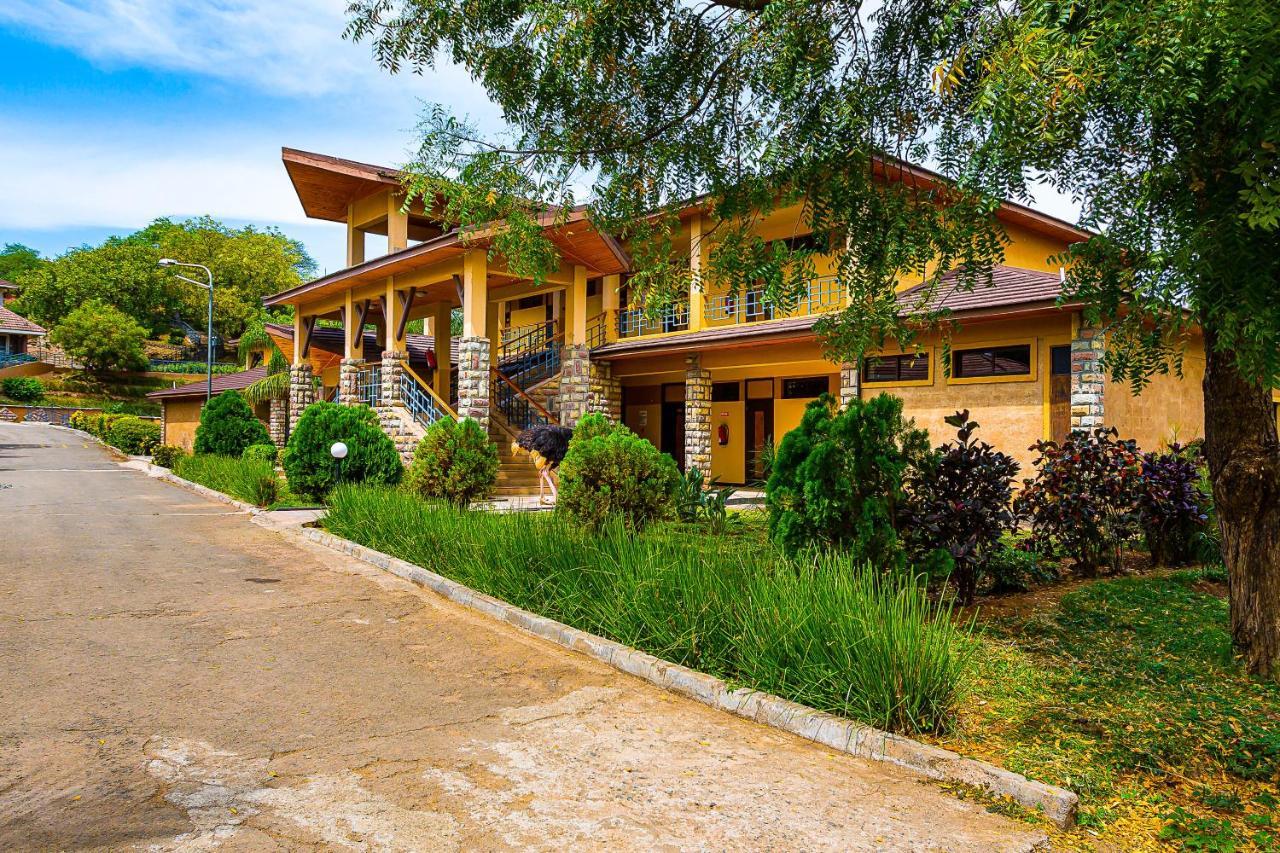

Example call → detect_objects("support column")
387 193 409 253
433 301 452 403
269 395 288 446
346 202 365 267
602 273 621 344
288 362 315 434
839 361 861 408
588 359 622 422
688 214 706 332
338 358 365 405
458 249 491 427
559 344 592 427
381 350 406 407
1070 315 1106 431
684 354 712 477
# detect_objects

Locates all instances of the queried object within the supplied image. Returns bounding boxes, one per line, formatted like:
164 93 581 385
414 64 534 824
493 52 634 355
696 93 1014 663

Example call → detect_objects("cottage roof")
146 366 269 400
0 304 45 335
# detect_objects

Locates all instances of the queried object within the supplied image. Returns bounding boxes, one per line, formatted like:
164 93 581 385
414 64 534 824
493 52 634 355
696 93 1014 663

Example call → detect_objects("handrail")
491 366 558 424
402 361 457 419
585 311 609 348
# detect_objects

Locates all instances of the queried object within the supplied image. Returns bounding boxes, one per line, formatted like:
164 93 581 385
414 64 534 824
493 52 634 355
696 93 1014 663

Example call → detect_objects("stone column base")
338 358 366 406
381 351 407 407
288 363 316 434
684 354 712 478
839 362 860 408
269 395 288 447
558 344 592 427
1070 320 1105 431
456 337 492 428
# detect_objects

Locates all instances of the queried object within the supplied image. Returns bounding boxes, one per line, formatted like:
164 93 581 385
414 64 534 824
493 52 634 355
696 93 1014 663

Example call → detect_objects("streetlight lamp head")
330 442 349 460
157 258 177 267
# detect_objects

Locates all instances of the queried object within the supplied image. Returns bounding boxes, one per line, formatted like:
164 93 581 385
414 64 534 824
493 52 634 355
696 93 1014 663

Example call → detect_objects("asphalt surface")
0 423 1046 851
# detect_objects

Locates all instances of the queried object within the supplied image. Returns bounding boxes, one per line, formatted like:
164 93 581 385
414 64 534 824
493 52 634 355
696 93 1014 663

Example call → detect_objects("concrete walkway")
0 423 1046 851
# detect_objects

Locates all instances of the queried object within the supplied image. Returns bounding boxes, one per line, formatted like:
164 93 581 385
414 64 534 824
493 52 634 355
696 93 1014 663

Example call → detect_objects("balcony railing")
355 364 382 408
586 312 609 348
617 302 690 339
0 353 37 370
706 276 843 326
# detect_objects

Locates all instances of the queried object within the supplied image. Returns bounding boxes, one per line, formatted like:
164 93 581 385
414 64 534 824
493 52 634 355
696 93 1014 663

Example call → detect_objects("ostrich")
512 424 574 504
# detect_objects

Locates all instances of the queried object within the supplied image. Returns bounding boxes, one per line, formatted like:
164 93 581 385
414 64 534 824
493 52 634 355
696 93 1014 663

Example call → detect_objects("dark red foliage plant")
1139 443 1210 566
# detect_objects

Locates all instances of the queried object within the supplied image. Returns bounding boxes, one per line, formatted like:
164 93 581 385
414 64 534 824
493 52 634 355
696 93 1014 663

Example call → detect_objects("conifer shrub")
105 415 161 455
766 393 930 565
282 401 402 500
194 391 270 457
151 444 187 469
406 417 499 506
558 416 679 530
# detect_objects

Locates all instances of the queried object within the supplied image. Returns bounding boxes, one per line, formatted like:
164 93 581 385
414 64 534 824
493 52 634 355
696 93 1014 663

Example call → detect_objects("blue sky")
0 0 499 275
0 1 1079 280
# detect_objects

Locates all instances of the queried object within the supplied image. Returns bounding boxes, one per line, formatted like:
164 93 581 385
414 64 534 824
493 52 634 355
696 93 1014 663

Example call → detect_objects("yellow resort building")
253 147 1216 489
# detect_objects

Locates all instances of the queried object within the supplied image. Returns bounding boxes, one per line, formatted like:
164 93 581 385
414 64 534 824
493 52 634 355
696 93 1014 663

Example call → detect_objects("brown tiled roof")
264 322 460 363
147 366 269 400
896 265 1067 314
0 304 45 335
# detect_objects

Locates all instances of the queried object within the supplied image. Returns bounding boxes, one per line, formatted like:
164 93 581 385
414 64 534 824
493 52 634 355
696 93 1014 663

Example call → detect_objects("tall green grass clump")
175 454 280 507
325 484 973 734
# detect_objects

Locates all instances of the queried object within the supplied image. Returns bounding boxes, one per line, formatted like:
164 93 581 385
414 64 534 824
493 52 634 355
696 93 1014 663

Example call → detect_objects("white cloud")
0 0 479 101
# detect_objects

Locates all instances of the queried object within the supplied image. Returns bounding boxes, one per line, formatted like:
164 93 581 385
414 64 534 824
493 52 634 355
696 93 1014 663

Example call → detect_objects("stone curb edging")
292 525 1079 829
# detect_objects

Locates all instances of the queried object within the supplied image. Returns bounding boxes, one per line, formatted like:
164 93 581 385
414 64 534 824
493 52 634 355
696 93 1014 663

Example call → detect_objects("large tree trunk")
1202 325 1280 677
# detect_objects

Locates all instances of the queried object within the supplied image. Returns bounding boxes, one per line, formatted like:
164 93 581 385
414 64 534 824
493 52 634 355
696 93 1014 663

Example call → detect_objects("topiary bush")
406 417 499 506
194 390 270 457
1139 443 1210 566
766 392 930 565
106 416 161 455
1 376 43 402
282 401 402 500
558 417 679 530
242 443 279 465
1016 426 1144 576
903 411 1021 604
151 444 187 469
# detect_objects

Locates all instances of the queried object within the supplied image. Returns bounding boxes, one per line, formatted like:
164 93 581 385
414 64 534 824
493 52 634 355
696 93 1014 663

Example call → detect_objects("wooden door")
745 398 774 483
1050 345 1071 443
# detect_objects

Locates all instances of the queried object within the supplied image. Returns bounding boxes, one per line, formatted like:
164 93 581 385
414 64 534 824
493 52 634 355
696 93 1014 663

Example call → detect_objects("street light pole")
158 259 215 402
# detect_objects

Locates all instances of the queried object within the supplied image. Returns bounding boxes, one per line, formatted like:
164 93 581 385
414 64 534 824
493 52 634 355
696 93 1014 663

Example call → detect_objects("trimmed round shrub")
194 390 271 457
557 418 679 530
1 376 43 402
151 444 187 469
571 412 615 442
282 401 402 500
242 443 279 465
406 417 499 506
106 416 162 455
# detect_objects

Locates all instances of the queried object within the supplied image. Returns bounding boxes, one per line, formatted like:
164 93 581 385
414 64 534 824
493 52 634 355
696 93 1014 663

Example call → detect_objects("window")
781 376 830 399
1051 345 1071 376
587 278 601 297
952 345 1033 378
862 353 929 384
712 382 741 402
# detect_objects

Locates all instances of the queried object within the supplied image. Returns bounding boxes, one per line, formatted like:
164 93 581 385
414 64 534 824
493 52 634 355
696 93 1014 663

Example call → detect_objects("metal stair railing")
399 362 456 430
490 367 558 432
355 364 382 408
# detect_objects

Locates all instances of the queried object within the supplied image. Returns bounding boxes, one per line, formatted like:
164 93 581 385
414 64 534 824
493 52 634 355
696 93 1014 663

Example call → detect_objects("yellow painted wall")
624 404 663 446
709 399 745 484
163 399 204 451
0 360 53 380
1105 336 1207 450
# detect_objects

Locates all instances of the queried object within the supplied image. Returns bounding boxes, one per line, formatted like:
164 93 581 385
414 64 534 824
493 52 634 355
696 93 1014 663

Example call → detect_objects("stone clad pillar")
269 396 288 447
839 362 860 408
381 350 406 407
558 344 592 427
457 337 491 427
288 363 315 434
683 354 712 477
338 358 366 406
1070 318 1105 431
588 359 622 422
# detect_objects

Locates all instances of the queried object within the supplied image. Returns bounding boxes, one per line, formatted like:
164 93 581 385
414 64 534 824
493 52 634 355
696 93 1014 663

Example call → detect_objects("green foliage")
194 391 271 457
105 416 162 455
12 217 315 339
674 468 738 534
241 443 279 465
767 393 929 564
985 543 1057 595
325 484 973 734
1017 427 1144 577
145 361 243 375
282 401 402 500
49 300 148 374
0 243 42 282
236 321 273 366
903 411 1021 604
0 376 43 402
405 417 499 506
150 444 187 469
174 454 281 508
242 348 290 406
557 417 679 530
74 411 128 440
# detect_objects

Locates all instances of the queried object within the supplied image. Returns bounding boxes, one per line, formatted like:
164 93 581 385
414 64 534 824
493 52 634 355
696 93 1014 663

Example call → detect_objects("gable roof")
0 304 45 335
896 265 1071 315
146 366 269 400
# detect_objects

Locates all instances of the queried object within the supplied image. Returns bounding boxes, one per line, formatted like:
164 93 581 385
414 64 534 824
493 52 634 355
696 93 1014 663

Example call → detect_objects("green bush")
406 417 499 506
325 485 973 734
194 390 270 457
557 417 679 530
48 299 149 374
81 412 126 439
151 444 187 469
242 443 279 465
985 542 1058 594
174 453 280 507
282 401 402 500
105 416 161 455
766 393 930 564
1 376 43 402
68 410 92 431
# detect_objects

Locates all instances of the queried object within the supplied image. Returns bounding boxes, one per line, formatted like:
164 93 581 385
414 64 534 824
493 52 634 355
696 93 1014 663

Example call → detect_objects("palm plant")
242 348 289 406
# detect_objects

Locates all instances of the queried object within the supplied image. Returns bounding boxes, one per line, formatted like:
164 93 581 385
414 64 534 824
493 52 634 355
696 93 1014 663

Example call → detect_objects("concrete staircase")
488 416 544 498
374 405 426 465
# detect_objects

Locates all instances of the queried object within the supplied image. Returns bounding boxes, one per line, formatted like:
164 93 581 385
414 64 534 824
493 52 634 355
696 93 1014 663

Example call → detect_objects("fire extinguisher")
717 423 730 446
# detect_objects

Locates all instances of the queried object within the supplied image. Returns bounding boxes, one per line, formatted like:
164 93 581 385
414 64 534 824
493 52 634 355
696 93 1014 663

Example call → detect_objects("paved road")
0 423 1045 851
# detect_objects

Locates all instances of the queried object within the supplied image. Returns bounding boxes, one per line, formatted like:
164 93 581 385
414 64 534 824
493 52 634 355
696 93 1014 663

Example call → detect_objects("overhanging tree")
346 0 1280 674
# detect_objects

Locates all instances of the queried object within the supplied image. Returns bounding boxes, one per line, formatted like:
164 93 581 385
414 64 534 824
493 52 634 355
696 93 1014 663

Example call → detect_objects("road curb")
288 523 1078 829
